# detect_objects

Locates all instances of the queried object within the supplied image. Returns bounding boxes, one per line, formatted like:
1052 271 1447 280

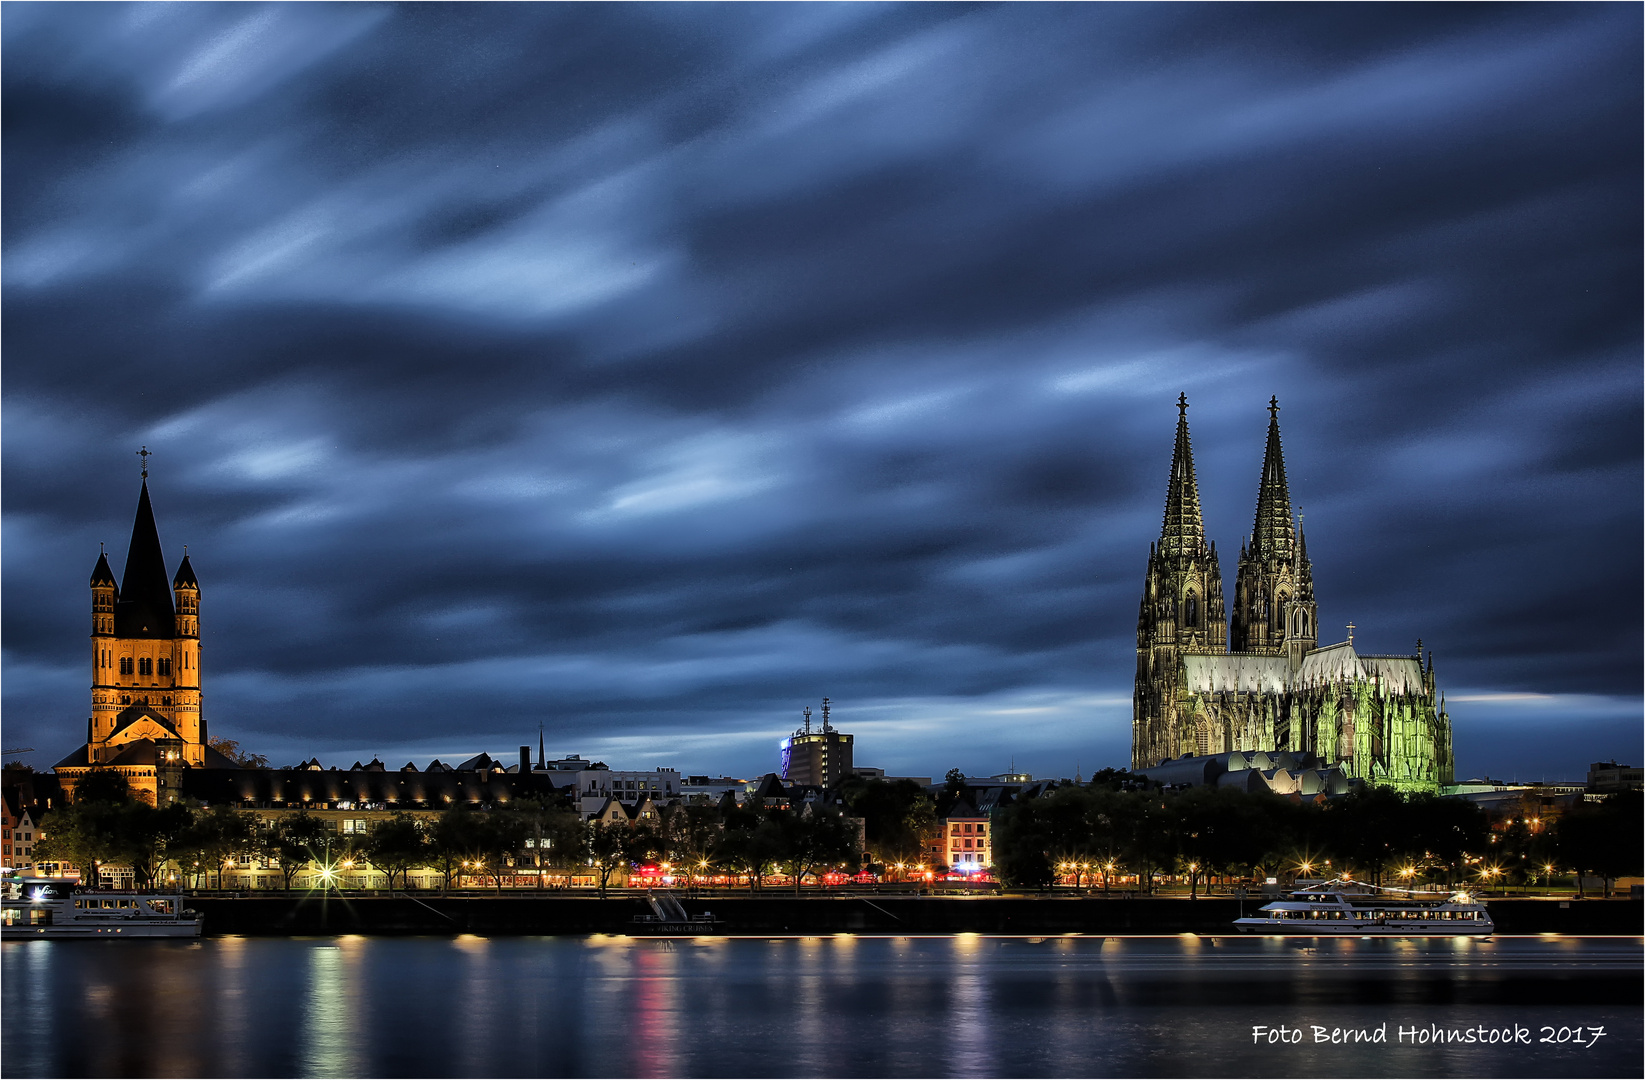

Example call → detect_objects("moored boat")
1233 878 1492 936
1 876 204 939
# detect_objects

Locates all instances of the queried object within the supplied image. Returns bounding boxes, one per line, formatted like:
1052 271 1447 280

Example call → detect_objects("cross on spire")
1268 395 1279 418
1177 392 1189 416
137 446 151 479
1346 622 1355 645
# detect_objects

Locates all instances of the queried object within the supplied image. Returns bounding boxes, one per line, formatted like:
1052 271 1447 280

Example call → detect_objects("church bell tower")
74 449 208 800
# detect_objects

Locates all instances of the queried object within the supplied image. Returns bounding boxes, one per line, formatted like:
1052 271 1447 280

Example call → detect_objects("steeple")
90 551 118 590
171 552 198 589
1159 393 1207 559
114 480 177 638
1231 399 1315 658
1135 394 1226 768
1248 396 1295 563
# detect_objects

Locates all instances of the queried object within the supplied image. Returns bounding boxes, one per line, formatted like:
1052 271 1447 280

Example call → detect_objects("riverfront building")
1133 397 1454 793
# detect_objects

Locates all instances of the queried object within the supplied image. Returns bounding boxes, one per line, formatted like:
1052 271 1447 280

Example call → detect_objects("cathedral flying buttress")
1132 397 1453 793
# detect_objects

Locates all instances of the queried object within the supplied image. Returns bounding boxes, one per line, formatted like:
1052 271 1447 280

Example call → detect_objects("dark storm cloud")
4 3 1638 779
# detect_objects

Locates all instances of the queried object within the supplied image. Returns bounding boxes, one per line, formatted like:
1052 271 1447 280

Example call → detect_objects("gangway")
633 889 718 933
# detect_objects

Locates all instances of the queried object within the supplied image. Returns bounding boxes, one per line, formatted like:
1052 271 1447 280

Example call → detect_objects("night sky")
4 3 1639 782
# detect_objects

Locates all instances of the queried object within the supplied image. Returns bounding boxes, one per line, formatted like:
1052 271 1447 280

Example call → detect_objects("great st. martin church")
1132 396 1453 793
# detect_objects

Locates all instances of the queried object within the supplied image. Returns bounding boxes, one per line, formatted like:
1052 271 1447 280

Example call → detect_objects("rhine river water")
3 935 1639 1078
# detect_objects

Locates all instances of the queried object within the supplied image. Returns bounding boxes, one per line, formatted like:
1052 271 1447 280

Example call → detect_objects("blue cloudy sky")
3 3 1639 780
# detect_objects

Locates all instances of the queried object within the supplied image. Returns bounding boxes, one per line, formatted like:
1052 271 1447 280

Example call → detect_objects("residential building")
929 799 992 874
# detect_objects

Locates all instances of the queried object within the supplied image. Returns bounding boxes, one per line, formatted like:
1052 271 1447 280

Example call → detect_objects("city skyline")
4 5 1639 781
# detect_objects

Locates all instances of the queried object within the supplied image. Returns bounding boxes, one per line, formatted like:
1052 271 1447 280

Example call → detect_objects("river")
3 935 1639 1078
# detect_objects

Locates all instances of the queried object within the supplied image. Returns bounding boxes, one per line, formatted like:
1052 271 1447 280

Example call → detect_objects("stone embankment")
189 893 1642 936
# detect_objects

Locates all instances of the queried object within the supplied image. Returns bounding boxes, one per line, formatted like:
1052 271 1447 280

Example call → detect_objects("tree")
1557 792 1643 897
586 821 633 898
176 805 259 889
365 814 429 891
34 804 122 887
505 798 566 888
476 812 530 892
123 801 194 889
992 796 1054 890
34 768 160 887
715 809 785 892
430 808 489 895
661 803 723 885
841 778 935 873
265 813 327 890
776 808 860 894
207 737 270 769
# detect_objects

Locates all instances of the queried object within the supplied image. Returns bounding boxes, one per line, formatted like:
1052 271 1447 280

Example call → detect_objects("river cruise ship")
1233 879 1493 936
1 877 203 939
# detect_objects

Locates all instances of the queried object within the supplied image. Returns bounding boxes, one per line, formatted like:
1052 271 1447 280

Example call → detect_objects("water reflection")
301 938 362 1079
2 936 1639 1079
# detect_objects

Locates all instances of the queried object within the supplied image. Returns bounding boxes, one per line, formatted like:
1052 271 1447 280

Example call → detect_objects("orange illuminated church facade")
54 468 236 803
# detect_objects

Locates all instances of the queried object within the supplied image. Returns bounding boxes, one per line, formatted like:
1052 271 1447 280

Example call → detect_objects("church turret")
173 553 199 638
1231 398 1315 658
91 550 118 706
90 550 117 636
1134 394 1226 768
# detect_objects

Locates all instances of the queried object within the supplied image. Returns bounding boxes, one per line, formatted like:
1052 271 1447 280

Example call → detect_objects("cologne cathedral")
1132 396 1453 793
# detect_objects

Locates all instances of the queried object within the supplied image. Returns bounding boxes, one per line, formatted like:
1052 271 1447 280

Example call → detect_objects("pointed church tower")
1230 398 1316 666
1134 394 1226 768
67 451 212 803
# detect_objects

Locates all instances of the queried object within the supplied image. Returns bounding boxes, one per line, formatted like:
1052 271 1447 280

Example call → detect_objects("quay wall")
188 894 1643 936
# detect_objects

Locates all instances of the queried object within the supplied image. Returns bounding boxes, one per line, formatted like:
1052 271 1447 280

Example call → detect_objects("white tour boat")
1 876 204 939
1233 878 1493 936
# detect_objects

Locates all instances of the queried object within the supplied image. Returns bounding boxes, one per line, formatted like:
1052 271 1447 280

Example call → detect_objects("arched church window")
120 695 130 705
1185 593 1199 627
1301 612 1309 635
138 657 153 677
157 658 172 677
120 657 133 675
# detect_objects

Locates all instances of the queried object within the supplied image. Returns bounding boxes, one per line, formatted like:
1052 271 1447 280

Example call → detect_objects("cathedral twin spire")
1159 393 1209 559
1151 394 1316 658
1248 397 1296 565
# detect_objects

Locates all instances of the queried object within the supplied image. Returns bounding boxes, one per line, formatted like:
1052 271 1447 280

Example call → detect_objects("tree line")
32 770 860 895
28 768 1641 897
989 779 1643 896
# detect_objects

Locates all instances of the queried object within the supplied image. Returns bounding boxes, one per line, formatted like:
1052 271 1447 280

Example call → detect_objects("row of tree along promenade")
26 768 1643 905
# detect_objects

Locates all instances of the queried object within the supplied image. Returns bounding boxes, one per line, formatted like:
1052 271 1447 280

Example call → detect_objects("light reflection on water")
2 935 1639 1079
